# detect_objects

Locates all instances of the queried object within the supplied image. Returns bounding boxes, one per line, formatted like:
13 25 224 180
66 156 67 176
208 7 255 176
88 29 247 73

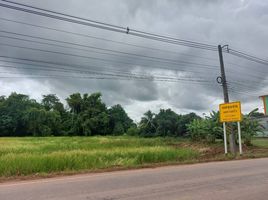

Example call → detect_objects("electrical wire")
0 55 218 83
0 42 220 73
0 0 218 51
0 31 218 69
1 0 217 49
0 55 215 77
229 49 268 66
0 71 218 86
0 17 219 62
0 63 215 82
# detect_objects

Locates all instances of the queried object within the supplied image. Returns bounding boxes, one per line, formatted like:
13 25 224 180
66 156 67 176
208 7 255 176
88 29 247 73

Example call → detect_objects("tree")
42 94 65 114
0 93 138 136
177 113 201 136
154 109 179 137
0 93 41 136
139 110 156 136
66 92 110 136
108 104 133 135
23 108 61 136
66 93 82 114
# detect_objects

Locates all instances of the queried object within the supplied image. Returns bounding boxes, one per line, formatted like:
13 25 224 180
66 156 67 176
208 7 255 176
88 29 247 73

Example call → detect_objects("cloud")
0 0 267 120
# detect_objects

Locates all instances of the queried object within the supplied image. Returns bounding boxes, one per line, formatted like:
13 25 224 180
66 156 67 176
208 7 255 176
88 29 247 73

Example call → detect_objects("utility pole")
218 45 236 154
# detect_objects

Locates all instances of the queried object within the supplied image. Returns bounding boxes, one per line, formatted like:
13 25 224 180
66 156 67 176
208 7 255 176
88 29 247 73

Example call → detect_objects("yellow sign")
219 101 242 122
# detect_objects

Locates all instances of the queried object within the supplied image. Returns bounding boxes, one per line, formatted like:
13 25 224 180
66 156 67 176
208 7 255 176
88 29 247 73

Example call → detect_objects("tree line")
0 92 200 137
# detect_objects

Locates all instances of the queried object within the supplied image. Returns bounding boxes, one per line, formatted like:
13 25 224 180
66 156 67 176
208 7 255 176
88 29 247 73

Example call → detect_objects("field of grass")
0 136 199 178
0 136 268 180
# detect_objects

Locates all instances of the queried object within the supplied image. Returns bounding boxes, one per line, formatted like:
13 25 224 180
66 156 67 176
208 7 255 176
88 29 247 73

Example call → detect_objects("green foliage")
187 109 264 146
66 93 82 114
0 92 200 137
177 113 201 136
23 108 61 136
139 109 200 137
155 109 179 137
241 109 264 146
108 104 133 135
0 93 41 136
42 94 64 114
187 111 222 143
126 126 139 136
139 110 157 137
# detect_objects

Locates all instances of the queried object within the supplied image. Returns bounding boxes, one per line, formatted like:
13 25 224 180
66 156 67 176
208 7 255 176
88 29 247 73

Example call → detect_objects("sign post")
237 122 242 155
219 101 242 155
223 122 227 154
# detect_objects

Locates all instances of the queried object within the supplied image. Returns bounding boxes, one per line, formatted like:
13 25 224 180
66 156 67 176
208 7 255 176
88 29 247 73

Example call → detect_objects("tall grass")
0 136 199 177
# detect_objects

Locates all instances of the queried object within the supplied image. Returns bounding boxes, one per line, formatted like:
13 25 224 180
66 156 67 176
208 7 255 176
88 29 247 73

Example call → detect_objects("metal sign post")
223 122 228 154
237 122 243 155
219 101 242 155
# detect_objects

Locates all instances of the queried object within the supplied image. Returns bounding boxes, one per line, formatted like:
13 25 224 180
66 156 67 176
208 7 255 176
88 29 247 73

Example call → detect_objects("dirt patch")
169 141 268 160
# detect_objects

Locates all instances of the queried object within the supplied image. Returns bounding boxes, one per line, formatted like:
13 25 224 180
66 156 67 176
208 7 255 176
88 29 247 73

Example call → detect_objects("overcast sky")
0 0 267 120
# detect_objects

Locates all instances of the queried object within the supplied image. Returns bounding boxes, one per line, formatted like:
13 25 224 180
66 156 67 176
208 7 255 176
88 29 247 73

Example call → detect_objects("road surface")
1 158 268 200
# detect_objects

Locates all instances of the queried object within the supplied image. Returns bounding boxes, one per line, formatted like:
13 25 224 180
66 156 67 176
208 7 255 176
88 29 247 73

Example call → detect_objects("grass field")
0 136 199 177
0 136 267 179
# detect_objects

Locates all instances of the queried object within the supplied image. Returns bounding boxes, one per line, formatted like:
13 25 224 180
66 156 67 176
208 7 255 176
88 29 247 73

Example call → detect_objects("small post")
223 122 228 154
237 122 243 155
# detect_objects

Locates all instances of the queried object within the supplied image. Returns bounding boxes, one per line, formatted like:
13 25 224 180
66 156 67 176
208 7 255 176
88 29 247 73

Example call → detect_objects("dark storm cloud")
0 0 267 119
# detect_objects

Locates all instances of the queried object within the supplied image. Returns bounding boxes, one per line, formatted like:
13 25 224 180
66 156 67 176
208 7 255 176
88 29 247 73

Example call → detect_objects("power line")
0 42 219 73
0 71 217 86
228 49 268 66
0 56 217 82
0 31 218 69
0 63 213 82
0 55 214 77
0 60 155 78
0 0 218 51
0 17 219 62
0 58 187 80
1 0 216 49
228 89 262 98
230 48 268 64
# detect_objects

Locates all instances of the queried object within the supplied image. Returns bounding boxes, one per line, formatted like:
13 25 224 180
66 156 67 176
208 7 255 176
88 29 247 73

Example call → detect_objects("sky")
0 0 267 121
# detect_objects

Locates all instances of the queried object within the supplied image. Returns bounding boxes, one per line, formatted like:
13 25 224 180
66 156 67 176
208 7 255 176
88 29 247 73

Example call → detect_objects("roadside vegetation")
0 92 268 180
0 136 267 180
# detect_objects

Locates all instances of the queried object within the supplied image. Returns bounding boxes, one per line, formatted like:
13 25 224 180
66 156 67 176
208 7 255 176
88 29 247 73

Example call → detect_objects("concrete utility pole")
218 45 236 154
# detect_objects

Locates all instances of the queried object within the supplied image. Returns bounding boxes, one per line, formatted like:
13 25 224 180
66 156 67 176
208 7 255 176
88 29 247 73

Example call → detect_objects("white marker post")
237 122 243 155
223 122 228 154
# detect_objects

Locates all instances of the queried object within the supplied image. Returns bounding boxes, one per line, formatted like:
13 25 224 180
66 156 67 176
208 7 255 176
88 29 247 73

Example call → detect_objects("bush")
187 119 216 143
187 111 222 143
241 109 264 146
126 126 139 136
187 109 264 146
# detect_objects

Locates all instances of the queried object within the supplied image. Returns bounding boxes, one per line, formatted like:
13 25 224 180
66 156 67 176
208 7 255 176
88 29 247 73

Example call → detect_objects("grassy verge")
252 138 268 148
0 136 267 181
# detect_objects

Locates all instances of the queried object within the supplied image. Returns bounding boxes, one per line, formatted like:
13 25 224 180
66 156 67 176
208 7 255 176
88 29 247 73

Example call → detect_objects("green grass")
253 138 268 148
0 136 199 177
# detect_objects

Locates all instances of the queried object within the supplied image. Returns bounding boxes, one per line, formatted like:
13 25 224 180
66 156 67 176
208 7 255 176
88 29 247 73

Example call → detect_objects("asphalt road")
1 158 268 200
